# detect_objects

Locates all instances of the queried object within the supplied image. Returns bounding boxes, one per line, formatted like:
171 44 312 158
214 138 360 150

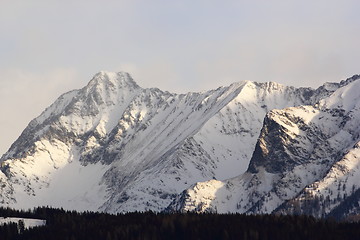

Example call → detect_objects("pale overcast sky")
1 0 359 155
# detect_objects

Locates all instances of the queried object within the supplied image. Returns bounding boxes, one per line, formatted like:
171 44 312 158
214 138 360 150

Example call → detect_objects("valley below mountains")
1 71 360 220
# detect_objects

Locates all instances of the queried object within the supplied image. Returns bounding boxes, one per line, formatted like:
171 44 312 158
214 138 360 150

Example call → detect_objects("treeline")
1 207 360 240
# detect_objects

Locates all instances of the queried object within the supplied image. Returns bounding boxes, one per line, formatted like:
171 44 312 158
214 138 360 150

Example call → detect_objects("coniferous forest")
0 207 360 240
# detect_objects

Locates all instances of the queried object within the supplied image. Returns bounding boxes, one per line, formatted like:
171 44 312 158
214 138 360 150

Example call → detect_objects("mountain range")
1 71 359 219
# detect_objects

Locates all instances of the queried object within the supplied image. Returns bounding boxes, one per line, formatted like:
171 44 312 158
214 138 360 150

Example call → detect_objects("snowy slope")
0 217 46 229
167 75 360 219
0 71 356 216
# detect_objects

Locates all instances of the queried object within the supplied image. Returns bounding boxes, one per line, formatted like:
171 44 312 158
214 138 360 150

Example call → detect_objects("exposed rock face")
1 71 359 219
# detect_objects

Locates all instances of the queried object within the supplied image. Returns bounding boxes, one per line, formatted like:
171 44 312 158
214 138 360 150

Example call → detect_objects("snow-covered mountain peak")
87 71 140 90
319 78 360 113
321 82 340 92
240 80 284 91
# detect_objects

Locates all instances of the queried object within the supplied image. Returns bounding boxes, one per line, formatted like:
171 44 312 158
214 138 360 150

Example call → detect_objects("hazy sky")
1 0 359 155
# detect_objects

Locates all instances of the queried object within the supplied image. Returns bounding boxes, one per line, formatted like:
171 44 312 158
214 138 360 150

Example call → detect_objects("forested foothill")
0 207 360 240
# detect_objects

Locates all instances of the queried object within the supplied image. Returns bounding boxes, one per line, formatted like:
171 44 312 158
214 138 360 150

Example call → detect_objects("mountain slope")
99 81 320 212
